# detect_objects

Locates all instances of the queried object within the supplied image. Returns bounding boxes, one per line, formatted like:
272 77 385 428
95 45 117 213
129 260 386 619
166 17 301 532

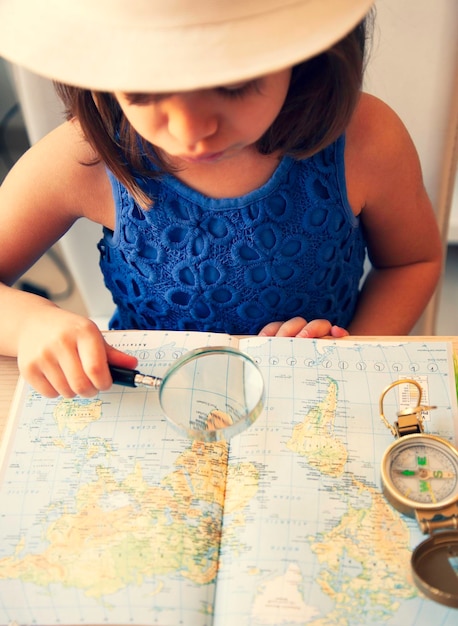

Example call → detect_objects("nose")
164 94 218 149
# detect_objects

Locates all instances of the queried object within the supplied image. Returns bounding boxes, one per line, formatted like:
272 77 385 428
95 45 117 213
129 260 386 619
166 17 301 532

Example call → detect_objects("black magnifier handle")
109 365 162 389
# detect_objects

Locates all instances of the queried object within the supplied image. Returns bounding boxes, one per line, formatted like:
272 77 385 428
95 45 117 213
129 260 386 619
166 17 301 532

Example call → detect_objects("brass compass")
379 379 458 607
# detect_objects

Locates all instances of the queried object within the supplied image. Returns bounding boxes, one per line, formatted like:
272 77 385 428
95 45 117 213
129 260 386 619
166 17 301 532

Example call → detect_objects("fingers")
19 326 106 398
17 313 136 398
21 362 63 398
105 343 138 369
20 351 96 399
258 321 284 336
330 325 350 338
259 318 314 337
259 317 325 337
259 317 349 339
295 318 332 338
75 332 117 395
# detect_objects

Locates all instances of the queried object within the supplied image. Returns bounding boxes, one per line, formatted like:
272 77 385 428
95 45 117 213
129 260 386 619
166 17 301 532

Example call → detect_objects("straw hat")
0 0 374 92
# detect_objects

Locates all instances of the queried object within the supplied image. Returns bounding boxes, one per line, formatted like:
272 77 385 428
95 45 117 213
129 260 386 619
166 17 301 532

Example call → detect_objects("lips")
178 151 225 163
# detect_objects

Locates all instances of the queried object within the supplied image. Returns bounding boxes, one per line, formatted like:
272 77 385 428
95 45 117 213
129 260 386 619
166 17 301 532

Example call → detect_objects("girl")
0 0 442 399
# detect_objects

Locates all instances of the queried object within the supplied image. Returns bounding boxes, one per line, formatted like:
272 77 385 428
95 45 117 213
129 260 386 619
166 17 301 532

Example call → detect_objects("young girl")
0 0 442 400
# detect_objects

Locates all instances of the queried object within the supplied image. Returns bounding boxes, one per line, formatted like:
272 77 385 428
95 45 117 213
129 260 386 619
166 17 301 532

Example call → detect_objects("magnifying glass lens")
159 347 264 442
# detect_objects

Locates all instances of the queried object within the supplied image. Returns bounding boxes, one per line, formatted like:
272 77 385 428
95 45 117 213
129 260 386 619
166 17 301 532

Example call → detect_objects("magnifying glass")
109 346 265 442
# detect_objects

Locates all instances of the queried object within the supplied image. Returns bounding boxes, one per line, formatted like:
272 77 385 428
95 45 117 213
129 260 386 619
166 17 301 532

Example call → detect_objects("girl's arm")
0 121 137 397
345 94 442 335
259 95 441 339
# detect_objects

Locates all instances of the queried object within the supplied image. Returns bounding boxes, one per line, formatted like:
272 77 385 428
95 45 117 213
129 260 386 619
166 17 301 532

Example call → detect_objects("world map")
0 331 457 625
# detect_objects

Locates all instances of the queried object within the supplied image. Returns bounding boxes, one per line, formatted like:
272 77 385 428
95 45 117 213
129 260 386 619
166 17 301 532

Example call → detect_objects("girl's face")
114 69 291 165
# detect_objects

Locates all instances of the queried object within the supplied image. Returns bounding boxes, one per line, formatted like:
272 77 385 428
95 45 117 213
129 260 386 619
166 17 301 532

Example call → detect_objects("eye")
122 92 169 106
216 80 260 100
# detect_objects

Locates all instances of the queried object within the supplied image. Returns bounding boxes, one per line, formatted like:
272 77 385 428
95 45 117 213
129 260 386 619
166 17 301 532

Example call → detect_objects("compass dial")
381 434 458 513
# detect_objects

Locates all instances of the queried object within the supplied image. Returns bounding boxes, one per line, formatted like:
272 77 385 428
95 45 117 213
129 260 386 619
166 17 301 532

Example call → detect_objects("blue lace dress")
98 135 366 334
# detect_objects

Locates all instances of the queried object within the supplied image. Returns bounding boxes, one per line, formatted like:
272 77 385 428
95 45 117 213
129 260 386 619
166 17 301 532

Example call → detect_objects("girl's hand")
16 307 138 398
258 317 349 339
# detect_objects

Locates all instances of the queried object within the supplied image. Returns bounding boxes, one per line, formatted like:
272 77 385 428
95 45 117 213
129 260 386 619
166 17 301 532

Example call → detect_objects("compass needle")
395 469 417 476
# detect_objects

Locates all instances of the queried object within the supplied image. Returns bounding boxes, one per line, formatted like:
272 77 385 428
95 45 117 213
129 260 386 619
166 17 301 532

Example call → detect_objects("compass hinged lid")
411 530 458 608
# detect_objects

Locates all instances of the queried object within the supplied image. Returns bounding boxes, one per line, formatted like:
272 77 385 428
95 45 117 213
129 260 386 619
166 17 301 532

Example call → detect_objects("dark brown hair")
55 14 372 208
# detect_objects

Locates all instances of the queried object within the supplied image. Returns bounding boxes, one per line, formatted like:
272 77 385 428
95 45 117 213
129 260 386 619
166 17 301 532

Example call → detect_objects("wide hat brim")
0 0 374 92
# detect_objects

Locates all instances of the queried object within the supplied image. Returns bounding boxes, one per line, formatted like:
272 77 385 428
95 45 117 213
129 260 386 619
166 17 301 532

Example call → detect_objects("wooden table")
0 355 19 444
1 336 457 445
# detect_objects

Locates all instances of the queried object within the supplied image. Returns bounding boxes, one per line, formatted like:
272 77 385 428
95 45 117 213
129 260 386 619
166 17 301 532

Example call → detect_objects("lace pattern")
98 136 366 334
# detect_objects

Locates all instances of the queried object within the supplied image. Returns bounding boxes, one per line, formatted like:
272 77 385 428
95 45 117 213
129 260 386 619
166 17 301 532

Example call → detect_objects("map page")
0 331 457 625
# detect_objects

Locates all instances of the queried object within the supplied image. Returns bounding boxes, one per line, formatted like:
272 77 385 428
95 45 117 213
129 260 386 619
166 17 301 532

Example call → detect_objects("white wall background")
364 0 458 241
0 59 16 116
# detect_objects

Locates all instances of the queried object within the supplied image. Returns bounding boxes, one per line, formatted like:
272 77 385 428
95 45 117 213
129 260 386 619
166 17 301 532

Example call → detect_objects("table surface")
1 336 457 445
